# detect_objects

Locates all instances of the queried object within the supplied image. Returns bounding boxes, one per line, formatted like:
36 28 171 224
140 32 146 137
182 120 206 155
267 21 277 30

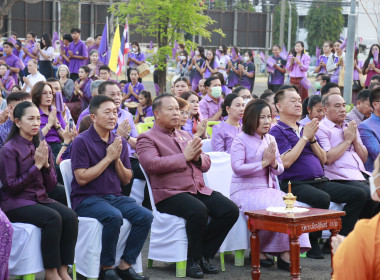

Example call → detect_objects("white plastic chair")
60 160 142 279
140 165 188 278
129 179 146 205
9 223 44 279
203 152 249 270
201 139 212 153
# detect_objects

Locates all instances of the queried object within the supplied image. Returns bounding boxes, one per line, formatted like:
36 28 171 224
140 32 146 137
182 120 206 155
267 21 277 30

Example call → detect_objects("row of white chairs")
8 151 345 279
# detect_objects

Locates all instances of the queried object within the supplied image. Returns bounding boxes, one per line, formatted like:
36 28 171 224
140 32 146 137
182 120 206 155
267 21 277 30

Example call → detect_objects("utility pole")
287 1 292 52
279 0 286 46
343 0 356 104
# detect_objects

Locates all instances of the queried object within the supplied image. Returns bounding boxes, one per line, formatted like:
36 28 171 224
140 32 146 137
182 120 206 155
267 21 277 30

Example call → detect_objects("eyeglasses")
180 110 190 117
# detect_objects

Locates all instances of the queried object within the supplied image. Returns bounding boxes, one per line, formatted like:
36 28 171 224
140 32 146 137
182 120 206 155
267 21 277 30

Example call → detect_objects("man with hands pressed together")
316 93 377 219
71 95 152 280
269 88 367 259
137 94 239 279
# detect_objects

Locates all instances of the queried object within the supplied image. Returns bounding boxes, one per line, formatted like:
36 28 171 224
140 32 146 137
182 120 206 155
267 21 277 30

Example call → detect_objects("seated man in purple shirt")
269 88 367 259
359 88 380 172
0 42 25 84
71 95 152 280
199 76 223 121
137 94 239 279
317 93 377 219
68 28 88 81
0 91 31 149
345 89 373 125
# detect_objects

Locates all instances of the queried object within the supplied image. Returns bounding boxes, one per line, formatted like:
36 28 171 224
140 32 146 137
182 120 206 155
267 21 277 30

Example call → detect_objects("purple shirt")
211 121 242 153
77 107 137 158
0 53 25 84
39 108 66 144
127 52 145 68
226 58 241 88
199 94 223 121
353 60 364 81
286 54 310 78
359 113 380 172
190 58 205 83
123 82 145 102
134 105 153 122
70 125 131 210
0 134 56 212
182 118 195 135
240 61 255 90
316 118 368 181
202 60 219 79
68 40 88 74
268 56 286 85
316 55 330 74
0 118 13 149
269 120 324 181
299 115 311 126
23 42 37 65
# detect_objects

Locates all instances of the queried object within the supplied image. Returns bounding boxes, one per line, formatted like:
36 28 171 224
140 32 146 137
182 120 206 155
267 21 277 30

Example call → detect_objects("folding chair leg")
234 249 245 266
72 263 77 280
147 259 153 268
220 252 226 272
23 274 35 280
176 260 186 277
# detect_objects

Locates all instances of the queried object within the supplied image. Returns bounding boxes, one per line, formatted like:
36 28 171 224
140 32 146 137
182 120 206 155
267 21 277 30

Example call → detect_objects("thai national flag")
116 19 130 75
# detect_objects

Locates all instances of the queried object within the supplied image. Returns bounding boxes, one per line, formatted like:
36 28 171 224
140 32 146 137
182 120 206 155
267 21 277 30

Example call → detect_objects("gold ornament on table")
283 181 297 209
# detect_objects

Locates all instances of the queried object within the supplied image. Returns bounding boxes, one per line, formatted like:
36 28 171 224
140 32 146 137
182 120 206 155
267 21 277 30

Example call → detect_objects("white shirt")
23 72 46 93
38 46 54 61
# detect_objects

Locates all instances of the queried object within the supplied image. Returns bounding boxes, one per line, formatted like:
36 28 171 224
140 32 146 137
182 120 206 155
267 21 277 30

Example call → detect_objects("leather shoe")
115 267 149 280
277 256 290 271
199 257 219 274
186 258 203 279
99 269 122 280
260 258 275 267
307 239 325 259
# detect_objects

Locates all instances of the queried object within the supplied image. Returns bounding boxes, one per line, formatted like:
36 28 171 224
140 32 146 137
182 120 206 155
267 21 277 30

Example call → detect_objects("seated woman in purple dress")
211 93 244 153
0 64 15 98
74 65 92 111
134 90 153 124
176 97 208 139
230 99 310 271
181 91 207 137
200 49 219 79
300 95 324 126
0 101 77 280
0 208 13 280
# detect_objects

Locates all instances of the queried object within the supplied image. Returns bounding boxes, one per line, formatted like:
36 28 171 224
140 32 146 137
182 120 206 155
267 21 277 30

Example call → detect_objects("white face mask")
244 56 250 62
195 51 200 56
244 99 250 106
132 47 137 53
370 173 380 202
180 55 186 61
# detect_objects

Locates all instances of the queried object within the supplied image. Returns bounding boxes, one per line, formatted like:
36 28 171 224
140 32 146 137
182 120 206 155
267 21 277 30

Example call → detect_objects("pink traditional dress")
230 132 310 254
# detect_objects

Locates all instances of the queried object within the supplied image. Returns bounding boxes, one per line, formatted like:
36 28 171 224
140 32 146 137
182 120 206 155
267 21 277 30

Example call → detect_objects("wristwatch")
62 143 70 147
126 134 131 141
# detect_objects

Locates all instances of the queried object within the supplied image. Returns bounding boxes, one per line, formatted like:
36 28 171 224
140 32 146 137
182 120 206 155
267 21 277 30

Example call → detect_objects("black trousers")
48 142 63 184
6 203 78 269
332 180 378 219
122 157 151 210
156 191 239 259
280 179 367 237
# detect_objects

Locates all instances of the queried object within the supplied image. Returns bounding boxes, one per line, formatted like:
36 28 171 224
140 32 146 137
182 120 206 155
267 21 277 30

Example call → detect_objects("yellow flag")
108 25 121 73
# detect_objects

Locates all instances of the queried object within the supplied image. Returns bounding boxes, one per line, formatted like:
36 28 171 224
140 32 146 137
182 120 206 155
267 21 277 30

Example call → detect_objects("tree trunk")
157 68 166 94
156 19 169 94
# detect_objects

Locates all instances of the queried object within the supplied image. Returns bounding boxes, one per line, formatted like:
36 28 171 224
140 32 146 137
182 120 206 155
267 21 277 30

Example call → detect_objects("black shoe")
307 239 325 259
199 257 219 274
186 258 204 279
99 269 122 280
277 257 290 271
115 267 149 280
260 258 275 267
323 239 331 254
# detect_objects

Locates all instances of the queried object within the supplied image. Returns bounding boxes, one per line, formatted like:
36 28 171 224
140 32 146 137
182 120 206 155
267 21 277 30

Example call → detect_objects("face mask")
180 55 186 61
132 47 137 53
370 173 380 202
315 81 321 90
244 56 250 62
219 48 223 52
210 86 222 98
244 99 250 106
195 51 200 56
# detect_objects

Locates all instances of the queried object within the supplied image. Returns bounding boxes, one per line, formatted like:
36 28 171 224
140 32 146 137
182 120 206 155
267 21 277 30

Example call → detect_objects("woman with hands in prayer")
0 101 78 280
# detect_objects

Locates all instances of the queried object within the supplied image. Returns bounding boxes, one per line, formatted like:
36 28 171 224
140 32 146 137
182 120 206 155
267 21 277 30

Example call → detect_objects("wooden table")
245 208 346 280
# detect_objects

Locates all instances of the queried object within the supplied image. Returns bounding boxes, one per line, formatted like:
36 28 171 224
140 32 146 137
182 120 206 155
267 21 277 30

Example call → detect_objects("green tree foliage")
305 0 344 55
110 0 223 92
60 1 79 35
272 2 298 50
213 0 255 11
